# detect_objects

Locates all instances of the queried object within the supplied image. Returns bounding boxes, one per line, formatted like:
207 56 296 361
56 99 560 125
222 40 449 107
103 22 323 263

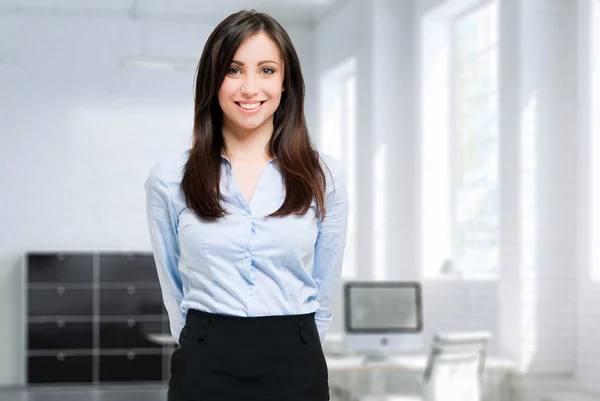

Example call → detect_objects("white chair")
357 331 492 401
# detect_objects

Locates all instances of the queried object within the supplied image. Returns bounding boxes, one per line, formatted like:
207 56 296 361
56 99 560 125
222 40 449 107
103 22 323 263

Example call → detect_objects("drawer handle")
57 320 65 328
56 353 65 361
56 286 65 295
127 352 135 360
127 286 135 295
127 319 135 327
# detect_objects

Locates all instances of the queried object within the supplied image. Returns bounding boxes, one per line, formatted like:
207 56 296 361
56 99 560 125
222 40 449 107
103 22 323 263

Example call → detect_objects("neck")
221 118 274 163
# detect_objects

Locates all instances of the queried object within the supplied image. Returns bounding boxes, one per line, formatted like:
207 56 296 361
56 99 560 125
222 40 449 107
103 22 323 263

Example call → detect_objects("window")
450 1 499 276
420 1 499 278
319 58 357 279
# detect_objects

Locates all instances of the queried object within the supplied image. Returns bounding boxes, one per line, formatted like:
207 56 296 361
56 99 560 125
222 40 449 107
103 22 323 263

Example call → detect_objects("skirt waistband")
183 309 318 346
186 308 316 325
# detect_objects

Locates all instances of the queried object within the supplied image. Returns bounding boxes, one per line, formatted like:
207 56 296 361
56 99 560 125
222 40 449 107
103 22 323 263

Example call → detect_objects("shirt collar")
220 154 276 164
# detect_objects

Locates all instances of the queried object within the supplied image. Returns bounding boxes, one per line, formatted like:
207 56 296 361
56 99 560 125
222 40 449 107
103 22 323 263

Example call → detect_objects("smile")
235 101 266 112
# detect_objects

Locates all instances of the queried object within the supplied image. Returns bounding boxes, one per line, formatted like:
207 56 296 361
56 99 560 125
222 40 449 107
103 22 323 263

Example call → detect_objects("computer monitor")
343 281 424 359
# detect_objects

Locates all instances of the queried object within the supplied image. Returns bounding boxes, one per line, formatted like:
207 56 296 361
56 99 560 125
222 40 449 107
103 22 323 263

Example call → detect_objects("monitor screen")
344 282 423 333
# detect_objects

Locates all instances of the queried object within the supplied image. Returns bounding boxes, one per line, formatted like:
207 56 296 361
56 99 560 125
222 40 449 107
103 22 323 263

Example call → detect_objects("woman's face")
218 32 285 133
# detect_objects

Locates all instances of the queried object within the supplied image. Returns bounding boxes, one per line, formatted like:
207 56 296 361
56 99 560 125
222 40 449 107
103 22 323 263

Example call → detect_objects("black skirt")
167 308 330 401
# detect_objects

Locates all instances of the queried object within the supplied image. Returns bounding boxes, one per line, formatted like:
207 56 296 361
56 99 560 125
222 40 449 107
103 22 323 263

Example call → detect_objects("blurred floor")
0 385 352 401
0 386 168 401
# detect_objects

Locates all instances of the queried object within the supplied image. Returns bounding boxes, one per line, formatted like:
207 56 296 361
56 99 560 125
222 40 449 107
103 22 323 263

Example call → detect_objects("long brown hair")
181 9 328 222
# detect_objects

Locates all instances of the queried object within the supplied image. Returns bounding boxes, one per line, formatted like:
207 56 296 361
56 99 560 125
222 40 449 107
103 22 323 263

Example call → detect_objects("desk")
324 353 518 372
146 333 177 346
323 350 518 401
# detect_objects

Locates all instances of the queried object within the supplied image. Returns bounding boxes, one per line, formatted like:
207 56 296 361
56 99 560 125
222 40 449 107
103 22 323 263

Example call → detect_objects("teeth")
239 102 262 109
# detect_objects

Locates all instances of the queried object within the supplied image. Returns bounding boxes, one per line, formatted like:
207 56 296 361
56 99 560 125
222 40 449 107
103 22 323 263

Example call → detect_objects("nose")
240 75 259 98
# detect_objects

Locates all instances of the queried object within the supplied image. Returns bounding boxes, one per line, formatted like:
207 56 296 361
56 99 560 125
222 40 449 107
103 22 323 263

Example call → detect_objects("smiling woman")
144 8 348 401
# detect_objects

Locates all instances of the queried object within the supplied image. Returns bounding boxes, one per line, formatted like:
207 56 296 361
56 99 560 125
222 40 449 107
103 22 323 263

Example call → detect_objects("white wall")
314 0 373 339
314 0 375 278
487 0 579 378
0 12 315 386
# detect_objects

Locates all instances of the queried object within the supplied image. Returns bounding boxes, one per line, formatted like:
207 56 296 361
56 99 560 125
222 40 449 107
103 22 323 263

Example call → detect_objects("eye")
261 67 275 75
228 67 240 75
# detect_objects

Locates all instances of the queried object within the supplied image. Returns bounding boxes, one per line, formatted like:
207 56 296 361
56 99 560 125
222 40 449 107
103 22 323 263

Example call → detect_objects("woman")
144 9 348 401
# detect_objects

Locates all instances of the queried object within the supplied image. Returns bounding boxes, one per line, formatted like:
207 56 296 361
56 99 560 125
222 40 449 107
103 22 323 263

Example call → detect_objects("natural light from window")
450 1 499 277
520 94 538 369
421 10 452 278
421 1 499 279
373 144 387 280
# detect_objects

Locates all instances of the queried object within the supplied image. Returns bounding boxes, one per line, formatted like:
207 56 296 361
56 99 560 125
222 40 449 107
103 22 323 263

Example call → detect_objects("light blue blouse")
144 149 348 344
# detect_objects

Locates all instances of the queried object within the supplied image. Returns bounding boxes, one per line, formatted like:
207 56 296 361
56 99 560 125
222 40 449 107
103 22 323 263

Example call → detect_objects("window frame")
420 0 499 280
450 0 499 279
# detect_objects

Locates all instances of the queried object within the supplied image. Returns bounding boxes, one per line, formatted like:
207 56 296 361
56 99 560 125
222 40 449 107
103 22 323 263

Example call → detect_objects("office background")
0 0 598 399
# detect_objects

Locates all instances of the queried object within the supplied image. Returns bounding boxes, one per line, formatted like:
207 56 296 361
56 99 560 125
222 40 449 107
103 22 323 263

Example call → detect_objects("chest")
176 162 320 266
177 197 320 270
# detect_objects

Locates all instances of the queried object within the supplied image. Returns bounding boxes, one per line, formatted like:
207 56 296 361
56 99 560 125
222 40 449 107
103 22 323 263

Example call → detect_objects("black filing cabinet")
26 252 172 385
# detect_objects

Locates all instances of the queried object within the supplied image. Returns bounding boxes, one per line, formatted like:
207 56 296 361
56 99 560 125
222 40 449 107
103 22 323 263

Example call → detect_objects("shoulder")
145 149 190 212
316 151 346 200
147 148 191 186
317 151 344 180
317 151 344 178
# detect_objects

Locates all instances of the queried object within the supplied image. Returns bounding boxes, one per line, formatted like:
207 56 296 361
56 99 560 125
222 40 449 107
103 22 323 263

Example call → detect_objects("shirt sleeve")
144 162 185 344
313 158 349 344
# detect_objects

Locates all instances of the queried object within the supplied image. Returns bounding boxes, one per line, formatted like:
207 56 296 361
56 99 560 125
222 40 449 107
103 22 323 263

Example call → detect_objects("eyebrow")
231 60 280 66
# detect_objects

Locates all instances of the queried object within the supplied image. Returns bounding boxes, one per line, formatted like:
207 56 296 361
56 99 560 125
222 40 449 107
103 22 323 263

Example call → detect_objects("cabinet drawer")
99 352 163 382
28 288 93 316
28 354 93 384
99 288 162 316
27 253 93 283
28 321 93 350
99 320 164 349
99 253 158 284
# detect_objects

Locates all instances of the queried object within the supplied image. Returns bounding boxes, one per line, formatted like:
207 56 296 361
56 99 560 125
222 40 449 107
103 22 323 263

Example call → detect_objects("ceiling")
0 0 345 25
